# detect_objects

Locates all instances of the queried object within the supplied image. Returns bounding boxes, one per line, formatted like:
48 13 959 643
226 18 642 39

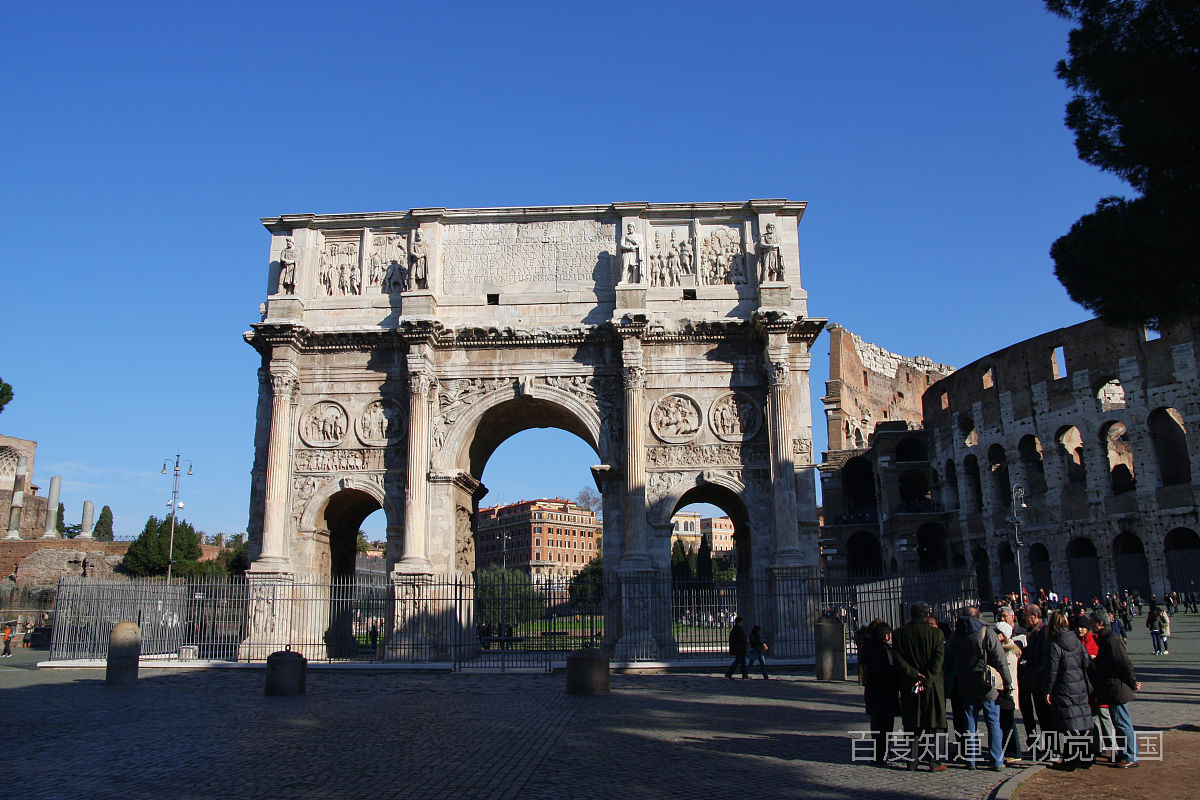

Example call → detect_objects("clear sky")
0 1 1124 541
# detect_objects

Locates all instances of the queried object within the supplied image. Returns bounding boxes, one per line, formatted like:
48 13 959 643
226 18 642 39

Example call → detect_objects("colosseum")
820 318 1199 604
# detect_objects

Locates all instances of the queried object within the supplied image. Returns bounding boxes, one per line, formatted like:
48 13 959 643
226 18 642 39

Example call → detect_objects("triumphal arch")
244 200 825 660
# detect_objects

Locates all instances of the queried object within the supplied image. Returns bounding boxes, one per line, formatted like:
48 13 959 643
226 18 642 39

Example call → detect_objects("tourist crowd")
853 588 1185 773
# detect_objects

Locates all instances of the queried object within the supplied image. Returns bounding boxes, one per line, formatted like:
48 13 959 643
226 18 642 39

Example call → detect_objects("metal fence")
50 569 976 667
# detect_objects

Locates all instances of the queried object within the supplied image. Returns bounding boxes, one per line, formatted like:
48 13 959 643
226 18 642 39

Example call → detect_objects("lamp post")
161 453 193 584
1006 483 1027 604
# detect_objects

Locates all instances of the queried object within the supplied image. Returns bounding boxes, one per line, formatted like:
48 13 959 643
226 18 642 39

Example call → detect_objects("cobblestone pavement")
3 614 1196 800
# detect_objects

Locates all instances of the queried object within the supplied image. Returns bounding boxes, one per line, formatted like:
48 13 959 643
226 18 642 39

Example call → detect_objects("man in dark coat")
1019 604 1054 749
725 616 748 680
952 607 1014 770
860 621 901 764
892 603 948 771
1090 609 1141 768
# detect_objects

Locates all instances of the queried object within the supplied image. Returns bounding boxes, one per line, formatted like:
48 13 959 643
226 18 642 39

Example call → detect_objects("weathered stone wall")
923 318 1200 599
1 541 231 590
0 488 49 539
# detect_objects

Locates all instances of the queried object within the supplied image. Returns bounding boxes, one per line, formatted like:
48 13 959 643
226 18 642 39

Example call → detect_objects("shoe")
907 760 918 771
929 763 947 772
1164 650 1168 654
1114 758 1139 769
990 765 1004 772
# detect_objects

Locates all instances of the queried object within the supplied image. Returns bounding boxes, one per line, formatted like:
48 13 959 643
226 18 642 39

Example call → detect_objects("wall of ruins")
923 318 1200 599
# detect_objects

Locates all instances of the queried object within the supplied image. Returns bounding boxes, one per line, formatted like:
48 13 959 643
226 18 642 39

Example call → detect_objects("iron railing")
49 570 977 666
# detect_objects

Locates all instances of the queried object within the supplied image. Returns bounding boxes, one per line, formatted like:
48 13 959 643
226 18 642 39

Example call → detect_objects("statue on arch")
620 223 643 284
408 230 429 291
277 238 297 295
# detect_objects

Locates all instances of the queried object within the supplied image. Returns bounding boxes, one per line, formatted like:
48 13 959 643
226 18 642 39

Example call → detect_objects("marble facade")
244 201 825 659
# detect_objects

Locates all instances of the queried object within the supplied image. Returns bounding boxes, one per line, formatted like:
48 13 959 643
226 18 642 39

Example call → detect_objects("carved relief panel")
708 392 762 442
649 393 702 444
356 399 406 446
369 231 409 295
299 401 349 448
317 232 363 297
697 223 749 286
646 224 693 288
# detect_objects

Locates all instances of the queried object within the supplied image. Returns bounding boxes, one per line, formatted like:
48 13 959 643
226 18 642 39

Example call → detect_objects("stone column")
252 366 298 573
40 475 62 539
78 500 95 540
397 349 434 573
765 347 801 565
5 456 26 539
614 333 657 661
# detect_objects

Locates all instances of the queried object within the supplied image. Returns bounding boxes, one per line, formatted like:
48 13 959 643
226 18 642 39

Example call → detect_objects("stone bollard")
265 648 307 696
814 616 847 681
565 647 610 695
106 622 141 686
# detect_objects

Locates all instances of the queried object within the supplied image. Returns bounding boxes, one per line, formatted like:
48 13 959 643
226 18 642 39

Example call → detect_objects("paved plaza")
3 614 1197 800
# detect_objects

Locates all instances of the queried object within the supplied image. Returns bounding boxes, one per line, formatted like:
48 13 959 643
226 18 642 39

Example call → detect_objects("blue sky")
0 1 1124 541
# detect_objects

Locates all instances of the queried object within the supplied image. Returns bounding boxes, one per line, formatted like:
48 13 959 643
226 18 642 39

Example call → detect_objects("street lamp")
161 453 193 584
1006 483 1027 604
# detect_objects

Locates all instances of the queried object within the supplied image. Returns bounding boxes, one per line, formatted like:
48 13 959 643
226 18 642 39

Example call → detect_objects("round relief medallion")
356 399 406 446
649 393 703 444
708 392 762 442
299 401 349 448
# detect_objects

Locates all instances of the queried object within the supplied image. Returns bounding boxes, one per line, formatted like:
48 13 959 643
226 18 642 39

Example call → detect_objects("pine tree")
120 515 203 577
696 535 714 584
93 506 114 541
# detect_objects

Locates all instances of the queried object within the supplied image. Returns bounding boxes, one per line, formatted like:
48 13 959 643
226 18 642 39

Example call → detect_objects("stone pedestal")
239 571 295 661
389 570 438 661
613 568 658 661
266 298 304 323
401 291 437 316
758 282 791 309
106 622 141 686
767 565 817 659
614 285 646 311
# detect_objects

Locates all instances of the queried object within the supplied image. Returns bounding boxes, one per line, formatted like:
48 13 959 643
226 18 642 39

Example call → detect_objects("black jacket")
860 636 901 717
952 616 1013 702
1046 630 1093 733
1018 622 1049 694
1091 627 1137 706
729 623 747 656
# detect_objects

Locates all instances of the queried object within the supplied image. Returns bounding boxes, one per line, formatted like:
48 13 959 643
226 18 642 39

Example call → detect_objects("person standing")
1146 607 1164 654
893 603 948 772
1 624 12 658
952 608 1013 770
747 624 769 679
1019 604 1053 751
1089 609 1141 768
1157 608 1171 654
725 616 748 680
1045 611 1095 769
860 621 900 765
995 621 1023 763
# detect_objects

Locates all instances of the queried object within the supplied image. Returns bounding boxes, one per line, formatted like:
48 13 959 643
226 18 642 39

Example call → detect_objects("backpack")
974 627 1003 691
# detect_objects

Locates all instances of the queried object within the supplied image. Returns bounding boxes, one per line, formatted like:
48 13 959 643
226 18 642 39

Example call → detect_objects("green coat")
892 619 947 730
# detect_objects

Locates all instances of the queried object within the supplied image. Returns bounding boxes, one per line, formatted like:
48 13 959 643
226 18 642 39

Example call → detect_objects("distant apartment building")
475 498 601 581
670 511 736 557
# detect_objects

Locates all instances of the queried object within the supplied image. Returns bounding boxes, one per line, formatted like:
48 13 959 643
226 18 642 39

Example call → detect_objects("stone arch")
915 522 948 573
1148 407 1190 486
663 480 754 580
959 415 979 447
1056 425 1087 485
898 468 931 508
963 454 983 512
895 436 927 463
1028 543 1052 597
1100 420 1136 494
1113 531 1151 599
841 456 876 517
988 444 1010 508
1018 434 1048 494
943 459 960 509
972 545 992 602
1096 377 1126 412
1165 528 1200 594
299 477 388 579
434 383 604 474
846 530 883 579
1066 537 1102 602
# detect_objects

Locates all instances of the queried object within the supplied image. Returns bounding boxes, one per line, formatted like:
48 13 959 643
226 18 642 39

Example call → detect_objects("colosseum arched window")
988 444 1010 506
1018 435 1048 494
1148 407 1190 486
1056 425 1087 485
1101 421 1136 495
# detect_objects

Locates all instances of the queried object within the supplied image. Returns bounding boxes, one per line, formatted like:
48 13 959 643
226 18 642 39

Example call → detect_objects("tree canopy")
92 505 114 541
1046 0 1200 330
120 515 203 577
0 376 11 415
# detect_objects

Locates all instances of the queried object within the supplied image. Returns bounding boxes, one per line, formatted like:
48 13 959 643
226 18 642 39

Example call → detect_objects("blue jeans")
962 697 1004 768
1150 630 1163 653
748 647 768 678
1110 702 1138 763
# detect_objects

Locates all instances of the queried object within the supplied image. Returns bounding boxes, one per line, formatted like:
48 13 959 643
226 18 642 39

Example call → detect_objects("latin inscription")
440 220 615 295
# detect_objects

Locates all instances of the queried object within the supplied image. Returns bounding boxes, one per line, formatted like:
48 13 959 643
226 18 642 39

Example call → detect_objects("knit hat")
995 621 1013 639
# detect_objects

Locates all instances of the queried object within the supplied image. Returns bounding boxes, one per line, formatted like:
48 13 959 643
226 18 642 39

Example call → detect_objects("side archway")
1066 537 1102 603
1165 528 1200 594
1113 531 1151 599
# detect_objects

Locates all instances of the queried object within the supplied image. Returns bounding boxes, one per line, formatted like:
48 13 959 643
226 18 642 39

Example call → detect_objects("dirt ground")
1013 729 1200 800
